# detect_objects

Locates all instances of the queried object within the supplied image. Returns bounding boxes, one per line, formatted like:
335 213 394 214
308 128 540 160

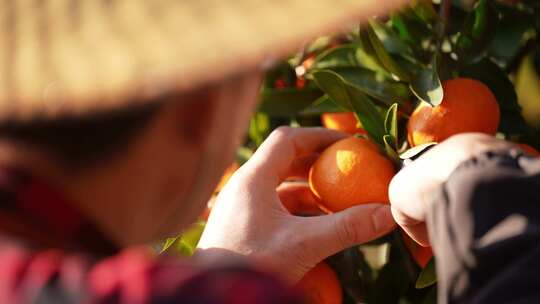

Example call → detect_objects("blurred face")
81 69 263 245
155 70 263 238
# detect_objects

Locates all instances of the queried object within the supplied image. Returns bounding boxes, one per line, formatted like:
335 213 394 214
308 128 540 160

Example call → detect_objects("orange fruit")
401 231 433 268
214 163 240 193
308 137 395 212
407 78 500 146
200 196 216 221
321 112 366 135
279 185 325 216
274 78 288 89
517 143 540 157
302 54 316 70
200 163 239 220
297 262 343 304
296 77 307 89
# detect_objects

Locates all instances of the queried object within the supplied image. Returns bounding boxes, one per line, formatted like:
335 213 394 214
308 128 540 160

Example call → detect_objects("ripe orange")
214 163 240 193
200 196 216 221
302 54 316 70
401 231 433 268
407 78 500 146
321 112 366 135
274 77 307 89
274 78 288 89
517 143 540 157
200 163 240 220
309 137 395 212
297 262 343 304
279 185 325 216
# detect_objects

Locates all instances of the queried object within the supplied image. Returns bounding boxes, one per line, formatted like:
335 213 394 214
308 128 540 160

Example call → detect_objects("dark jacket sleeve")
427 151 540 304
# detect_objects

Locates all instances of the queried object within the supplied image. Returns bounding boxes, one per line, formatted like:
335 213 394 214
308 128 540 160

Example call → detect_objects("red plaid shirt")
0 168 303 304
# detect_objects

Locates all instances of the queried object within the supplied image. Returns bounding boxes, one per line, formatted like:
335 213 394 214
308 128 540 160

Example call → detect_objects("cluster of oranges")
314 78 503 213
310 77 538 294
203 77 539 304
316 78 538 215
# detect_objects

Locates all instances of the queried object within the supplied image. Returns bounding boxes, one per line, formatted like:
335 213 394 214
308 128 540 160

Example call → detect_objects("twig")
436 0 452 51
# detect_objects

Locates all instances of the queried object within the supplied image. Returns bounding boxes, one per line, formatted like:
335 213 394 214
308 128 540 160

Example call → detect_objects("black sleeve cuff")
426 150 540 304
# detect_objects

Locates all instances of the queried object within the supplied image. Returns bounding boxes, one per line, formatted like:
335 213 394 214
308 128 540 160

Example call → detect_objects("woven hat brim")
0 0 408 122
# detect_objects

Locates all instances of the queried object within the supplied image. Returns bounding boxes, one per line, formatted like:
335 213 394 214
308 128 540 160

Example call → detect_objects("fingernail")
372 205 396 232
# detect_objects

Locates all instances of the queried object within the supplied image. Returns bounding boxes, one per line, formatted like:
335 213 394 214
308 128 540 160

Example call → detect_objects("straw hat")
0 0 407 123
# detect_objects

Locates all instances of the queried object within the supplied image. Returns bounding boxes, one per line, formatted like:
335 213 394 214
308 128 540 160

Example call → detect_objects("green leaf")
416 258 437 289
383 103 400 165
236 146 254 165
325 67 411 105
161 221 206 256
312 70 386 146
390 7 435 56
411 0 440 25
384 103 399 146
455 0 500 64
305 36 333 54
299 95 345 115
161 237 179 253
357 32 392 76
370 20 413 56
249 112 270 147
459 58 528 135
362 21 411 82
258 88 323 117
349 90 387 147
312 44 360 70
410 56 443 106
311 70 354 111
384 135 401 166
488 5 535 64
176 239 196 256
366 242 414 303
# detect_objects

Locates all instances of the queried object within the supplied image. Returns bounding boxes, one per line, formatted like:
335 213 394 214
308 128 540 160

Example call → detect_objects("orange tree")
164 0 540 303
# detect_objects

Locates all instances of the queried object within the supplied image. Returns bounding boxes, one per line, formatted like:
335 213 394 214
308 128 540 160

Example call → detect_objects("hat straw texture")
0 0 407 122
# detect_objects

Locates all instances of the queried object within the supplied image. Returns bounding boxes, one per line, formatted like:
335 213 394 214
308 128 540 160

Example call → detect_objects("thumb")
301 204 396 262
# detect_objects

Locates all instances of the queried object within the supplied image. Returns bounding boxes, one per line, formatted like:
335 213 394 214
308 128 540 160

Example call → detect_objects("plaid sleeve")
0 168 305 304
0 245 304 304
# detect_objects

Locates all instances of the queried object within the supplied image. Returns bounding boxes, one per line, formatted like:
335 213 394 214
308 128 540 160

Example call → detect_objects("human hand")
389 133 515 246
196 127 396 283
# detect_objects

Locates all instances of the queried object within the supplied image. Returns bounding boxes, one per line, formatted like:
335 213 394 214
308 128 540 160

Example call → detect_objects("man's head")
0 0 407 246
0 71 262 245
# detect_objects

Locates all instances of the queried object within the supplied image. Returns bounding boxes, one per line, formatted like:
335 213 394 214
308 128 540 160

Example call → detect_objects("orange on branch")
301 54 316 71
200 163 239 220
279 185 325 216
407 78 500 146
214 163 240 193
200 196 216 221
297 262 343 304
308 137 395 212
321 112 366 135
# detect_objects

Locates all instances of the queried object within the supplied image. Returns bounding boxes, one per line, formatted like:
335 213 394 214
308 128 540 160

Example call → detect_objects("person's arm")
390 133 540 303
1 245 303 304
6 127 396 303
427 150 540 303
